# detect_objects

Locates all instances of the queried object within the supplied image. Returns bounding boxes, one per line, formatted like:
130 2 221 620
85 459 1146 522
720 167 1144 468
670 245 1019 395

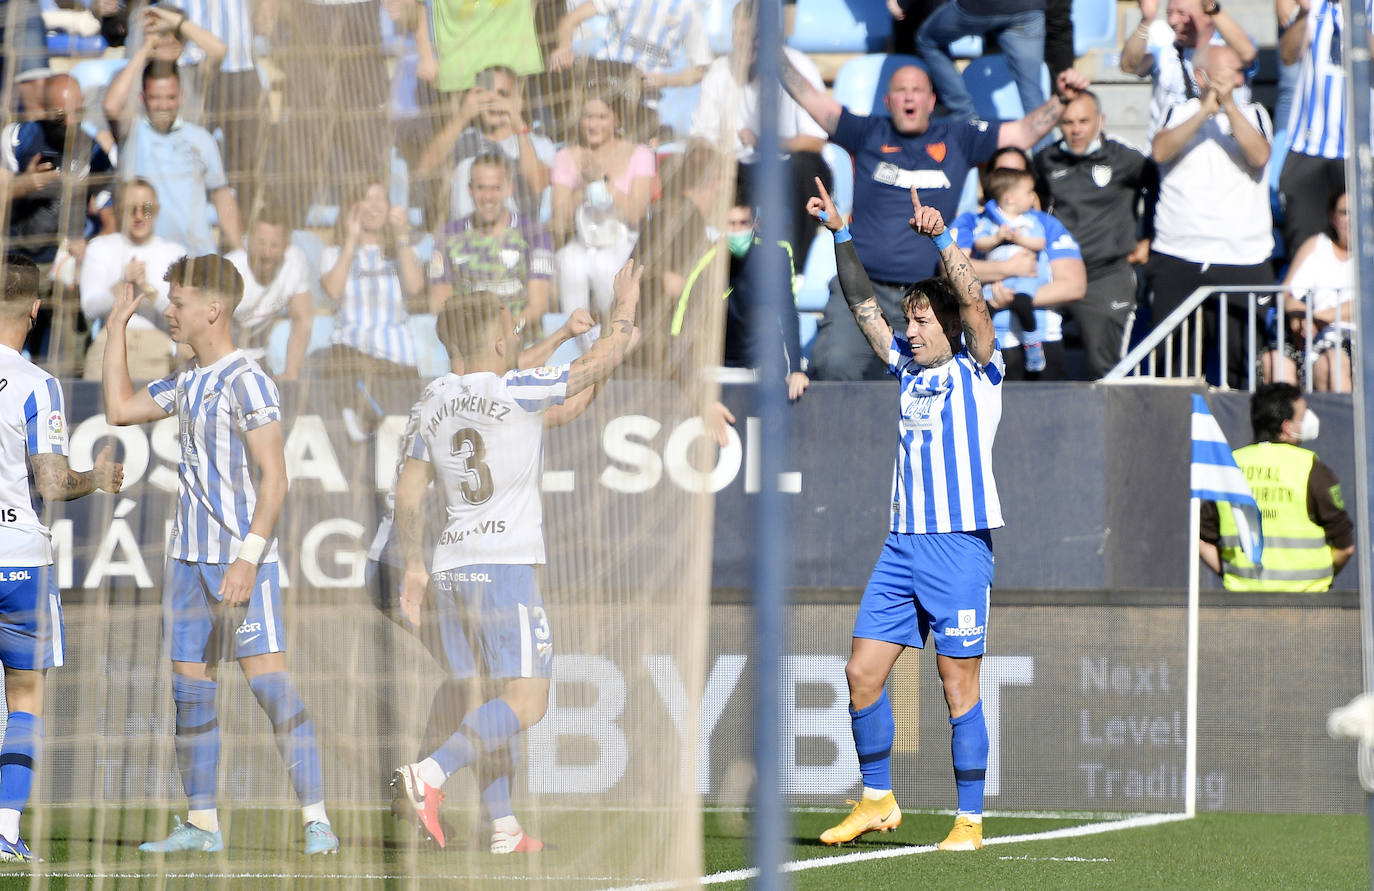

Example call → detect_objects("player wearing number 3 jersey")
391 264 642 854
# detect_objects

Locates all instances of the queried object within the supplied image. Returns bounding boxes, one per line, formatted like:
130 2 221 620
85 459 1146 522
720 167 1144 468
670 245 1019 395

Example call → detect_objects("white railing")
1102 285 1355 393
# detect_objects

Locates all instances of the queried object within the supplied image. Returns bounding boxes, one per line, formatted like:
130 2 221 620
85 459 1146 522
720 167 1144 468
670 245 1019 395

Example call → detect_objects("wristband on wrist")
932 230 953 250
833 225 852 244
237 533 267 566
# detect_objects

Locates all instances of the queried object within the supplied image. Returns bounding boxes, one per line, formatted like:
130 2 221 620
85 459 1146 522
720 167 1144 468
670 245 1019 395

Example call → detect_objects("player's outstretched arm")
394 455 435 626
908 188 996 366
30 445 123 502
219 420 287 606
101 282 171 425
519 307 594 369
566 263 642 397
807 177 892 362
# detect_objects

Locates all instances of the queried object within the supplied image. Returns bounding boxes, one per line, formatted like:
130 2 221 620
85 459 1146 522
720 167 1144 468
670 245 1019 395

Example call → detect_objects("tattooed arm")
395 455 434 626
805 177 893 361
908 188 996 366
29 445 123 502
997 69 1090 150
566 263 643 397
780 50 843 136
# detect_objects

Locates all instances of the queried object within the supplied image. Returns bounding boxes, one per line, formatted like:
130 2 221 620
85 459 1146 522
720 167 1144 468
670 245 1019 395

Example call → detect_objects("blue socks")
173 675 220 810
478 738 519 822
248 672 325 808
950 700 988 815
0 712 42 817
850 688 894 791
431 698 521 779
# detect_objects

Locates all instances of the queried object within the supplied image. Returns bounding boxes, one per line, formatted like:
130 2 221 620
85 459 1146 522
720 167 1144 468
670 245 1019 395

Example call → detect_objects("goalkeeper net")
3 0 736 884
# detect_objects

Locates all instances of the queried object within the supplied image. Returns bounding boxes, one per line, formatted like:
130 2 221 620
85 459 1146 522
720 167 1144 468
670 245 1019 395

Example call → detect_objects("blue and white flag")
1190 394 1264 565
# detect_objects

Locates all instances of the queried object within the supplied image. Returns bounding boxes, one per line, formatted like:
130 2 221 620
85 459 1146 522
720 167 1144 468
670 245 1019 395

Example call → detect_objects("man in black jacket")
1033 91 1157 378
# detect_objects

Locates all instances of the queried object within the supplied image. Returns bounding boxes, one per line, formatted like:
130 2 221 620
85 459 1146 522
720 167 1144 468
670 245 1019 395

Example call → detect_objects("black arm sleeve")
835 238 877 310
1308 459 1356 549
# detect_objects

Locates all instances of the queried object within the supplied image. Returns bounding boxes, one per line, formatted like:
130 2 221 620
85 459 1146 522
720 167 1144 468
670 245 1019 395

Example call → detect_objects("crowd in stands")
0 0 1364 399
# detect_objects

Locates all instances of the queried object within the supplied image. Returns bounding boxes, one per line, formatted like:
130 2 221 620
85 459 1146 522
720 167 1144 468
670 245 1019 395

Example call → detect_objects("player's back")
0 345 66 564
413 367 568 572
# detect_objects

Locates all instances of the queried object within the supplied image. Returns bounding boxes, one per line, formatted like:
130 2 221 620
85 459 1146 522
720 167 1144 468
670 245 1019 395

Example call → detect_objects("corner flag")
1189 394 1264 565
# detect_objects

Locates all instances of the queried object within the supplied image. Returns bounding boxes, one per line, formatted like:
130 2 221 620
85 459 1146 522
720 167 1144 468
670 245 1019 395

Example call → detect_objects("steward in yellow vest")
1199 383 1355 591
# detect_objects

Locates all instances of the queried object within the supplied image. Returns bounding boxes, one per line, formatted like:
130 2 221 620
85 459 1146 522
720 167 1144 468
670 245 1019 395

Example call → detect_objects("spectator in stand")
1263 190 1354 392
551 91 655 318
382 0 444 174
79 178 187 381
691 0 831 270
103 5 226 140
116 61 242 257
1148 44 1271 390
777 54 1089 379
888 0 948 55
226 201 315 381
0 2 50 112
1043 0 1075 83
548 0 712 90
428 153 554 339
427 0 543 93
950 167 1085 380
1034 90 1158 379
1277 0 1372 257
418 66 555 225
916 0 1047 123
1120 0 1257 142
2 74 115 265
319 177 426 442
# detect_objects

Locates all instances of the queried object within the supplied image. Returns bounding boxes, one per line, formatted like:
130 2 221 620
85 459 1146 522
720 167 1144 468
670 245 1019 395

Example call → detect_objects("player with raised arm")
390 266 642 854
0 255 123 862
101 254 339 857
807 179 1003 851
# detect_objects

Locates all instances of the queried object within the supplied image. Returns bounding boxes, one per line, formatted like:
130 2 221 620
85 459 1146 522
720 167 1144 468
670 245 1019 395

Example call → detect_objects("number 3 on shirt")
450 427 494 505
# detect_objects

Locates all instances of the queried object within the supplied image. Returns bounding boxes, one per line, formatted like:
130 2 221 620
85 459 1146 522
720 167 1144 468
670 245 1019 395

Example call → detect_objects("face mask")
1297 408 1320 442
727 231 754 258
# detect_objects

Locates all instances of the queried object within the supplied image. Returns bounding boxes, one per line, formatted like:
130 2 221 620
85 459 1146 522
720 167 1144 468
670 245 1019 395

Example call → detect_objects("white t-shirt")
1144 28 1254 142
227 245 312 347
79 232 186 333
691 47 828 164
1289 232 1355 330
407 366 569 572
1152 98 1274 265
0 344 69 566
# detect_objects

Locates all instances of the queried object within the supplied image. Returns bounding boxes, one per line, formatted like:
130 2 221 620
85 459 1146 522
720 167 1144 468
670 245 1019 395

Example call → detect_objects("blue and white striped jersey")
177 0 256 73
148 350 283 564
408 366 568 571
592 0 712 74
887 335 1005 534
0 345 68 566
1287 0 1372 159
323 243 419 368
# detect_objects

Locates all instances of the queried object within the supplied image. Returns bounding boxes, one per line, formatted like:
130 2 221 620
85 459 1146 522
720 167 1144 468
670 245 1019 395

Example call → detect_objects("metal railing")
1102 284 1355 393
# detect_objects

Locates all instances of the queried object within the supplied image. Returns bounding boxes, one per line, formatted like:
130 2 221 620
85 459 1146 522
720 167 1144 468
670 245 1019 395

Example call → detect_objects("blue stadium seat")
1072 0 1118 56
266 315 335 376
787 0 892 52
408 314 450 379
705 0 742 55
960 54 1051 121
832 54 923 116
949 36 984 58
541 312 587 365
795 233 834 312
821 142 854 218
68 57 129 94
656 84 701 139
291 229 332 310
798 313 820 361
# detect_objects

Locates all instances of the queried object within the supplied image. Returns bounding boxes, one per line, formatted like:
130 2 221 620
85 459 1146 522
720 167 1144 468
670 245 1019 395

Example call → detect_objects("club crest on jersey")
500 249 521 269
925 142 947 162
46 411 64 443
1091 164 1112 187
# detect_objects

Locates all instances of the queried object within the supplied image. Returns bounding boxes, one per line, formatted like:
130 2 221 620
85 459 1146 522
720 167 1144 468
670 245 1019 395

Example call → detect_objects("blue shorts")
431 565 553 680
165 559 286 665
0 565 63 670
853 531 994 657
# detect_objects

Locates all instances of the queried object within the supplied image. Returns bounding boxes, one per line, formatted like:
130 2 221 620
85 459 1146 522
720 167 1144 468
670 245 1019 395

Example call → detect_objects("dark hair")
1328 189 1347 215
469 151 513 182
336 175 399 259
1 254 40 306
435 292 506 364
661 139 723 198
982 167 1035 204
987 146 1030 173
253 197 290 230
901 276 963 343
142 59 180 90
164 254 245 312
732 175 756 213
576 90 628 146
1251 382 1302 441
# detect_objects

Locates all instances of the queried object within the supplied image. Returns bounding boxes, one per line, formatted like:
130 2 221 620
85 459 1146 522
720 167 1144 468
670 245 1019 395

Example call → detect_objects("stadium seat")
1071 0 1118 56
705 0 742 55
265 314 335 376
291 229 332 310
961 54 1051 121
656 84 701 140
67 56 129 94
787 0 892 52
541 312 587 365
408 314 449 379
949 36 984 58
832 54 923 116
798 312 820 361
821 143 854 218
795 233 834 312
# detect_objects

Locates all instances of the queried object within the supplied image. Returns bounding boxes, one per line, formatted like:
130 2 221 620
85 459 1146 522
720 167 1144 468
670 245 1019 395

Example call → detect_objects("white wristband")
237 533 267 566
